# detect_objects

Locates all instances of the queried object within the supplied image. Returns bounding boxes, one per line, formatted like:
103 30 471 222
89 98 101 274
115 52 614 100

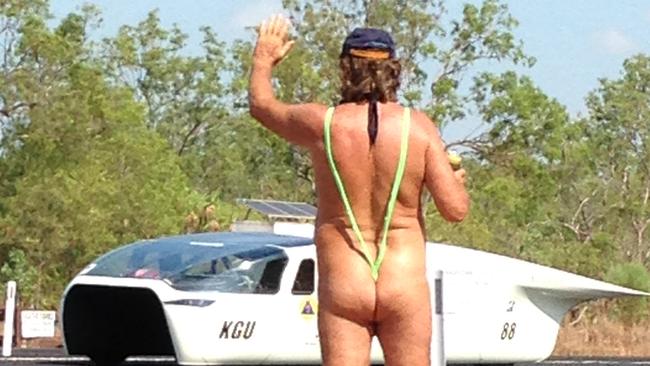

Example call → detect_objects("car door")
270 255 321 364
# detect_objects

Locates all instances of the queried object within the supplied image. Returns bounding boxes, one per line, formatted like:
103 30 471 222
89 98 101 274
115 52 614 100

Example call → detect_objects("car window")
166 251 288 294
87 240 290 294
254 258 288 294
292 259 314 295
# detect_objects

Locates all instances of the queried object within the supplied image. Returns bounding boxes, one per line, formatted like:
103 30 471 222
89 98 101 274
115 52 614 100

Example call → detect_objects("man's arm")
249 15 325 147
420 112 470 222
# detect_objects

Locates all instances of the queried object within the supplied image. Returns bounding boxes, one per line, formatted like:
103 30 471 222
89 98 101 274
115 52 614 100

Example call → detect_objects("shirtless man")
249 15 469 366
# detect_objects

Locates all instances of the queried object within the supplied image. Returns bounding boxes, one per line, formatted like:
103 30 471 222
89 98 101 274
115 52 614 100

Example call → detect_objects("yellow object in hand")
448 151 462 170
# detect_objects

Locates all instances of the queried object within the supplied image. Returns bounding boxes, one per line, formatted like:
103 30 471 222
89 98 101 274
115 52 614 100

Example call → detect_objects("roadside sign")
20 310 56 338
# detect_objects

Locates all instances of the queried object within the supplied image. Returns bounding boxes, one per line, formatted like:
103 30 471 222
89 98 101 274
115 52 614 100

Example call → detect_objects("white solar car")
61 230 647 366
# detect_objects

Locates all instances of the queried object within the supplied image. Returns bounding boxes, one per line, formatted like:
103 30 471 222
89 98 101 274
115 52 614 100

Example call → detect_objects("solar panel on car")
278 202 317 216
239 199 317 220
246 201 286 216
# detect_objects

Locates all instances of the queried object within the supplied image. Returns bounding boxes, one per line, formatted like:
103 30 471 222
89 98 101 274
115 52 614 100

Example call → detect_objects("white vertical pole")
432 270 445 366
2 281 17 357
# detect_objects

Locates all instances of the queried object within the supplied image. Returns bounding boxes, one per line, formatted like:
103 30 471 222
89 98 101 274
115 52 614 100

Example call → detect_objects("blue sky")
49 0 650 142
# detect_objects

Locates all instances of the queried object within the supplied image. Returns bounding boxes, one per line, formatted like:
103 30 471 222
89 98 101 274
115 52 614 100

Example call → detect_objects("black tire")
90 354 126 366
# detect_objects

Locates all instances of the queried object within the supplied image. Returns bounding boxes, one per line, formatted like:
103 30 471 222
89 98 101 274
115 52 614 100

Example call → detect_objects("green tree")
0 3 199 307
424 72 569 261
0 248 38 307
101 11 235 193
578 55 650 265
604 262 650 324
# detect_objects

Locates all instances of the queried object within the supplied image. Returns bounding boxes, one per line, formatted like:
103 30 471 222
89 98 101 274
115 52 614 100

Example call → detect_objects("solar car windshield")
85 239 288 294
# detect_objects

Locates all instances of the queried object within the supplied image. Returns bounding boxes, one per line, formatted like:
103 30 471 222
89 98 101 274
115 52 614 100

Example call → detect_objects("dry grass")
553 303 650 357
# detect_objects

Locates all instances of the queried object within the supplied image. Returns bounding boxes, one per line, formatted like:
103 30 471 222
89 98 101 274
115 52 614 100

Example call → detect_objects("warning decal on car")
300 297 318 320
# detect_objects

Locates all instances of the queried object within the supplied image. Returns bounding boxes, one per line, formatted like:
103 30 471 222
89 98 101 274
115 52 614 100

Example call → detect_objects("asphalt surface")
4 349 650 366
1 348 175 366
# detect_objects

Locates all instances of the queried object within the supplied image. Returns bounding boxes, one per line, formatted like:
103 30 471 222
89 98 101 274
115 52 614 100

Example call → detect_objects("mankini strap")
323 106 411 281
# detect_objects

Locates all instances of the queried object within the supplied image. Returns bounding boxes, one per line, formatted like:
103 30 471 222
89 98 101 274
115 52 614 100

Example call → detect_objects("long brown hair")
339 55 401 144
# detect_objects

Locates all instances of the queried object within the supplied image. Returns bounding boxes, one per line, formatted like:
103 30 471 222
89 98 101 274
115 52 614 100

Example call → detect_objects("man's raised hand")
254 14 295 67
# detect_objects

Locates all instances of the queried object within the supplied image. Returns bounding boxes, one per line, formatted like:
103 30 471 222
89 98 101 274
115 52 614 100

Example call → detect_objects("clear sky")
49 0 650 142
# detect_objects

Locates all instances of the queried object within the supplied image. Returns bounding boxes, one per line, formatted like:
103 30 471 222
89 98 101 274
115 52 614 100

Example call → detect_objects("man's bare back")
248 15 469 366
313 102 467 365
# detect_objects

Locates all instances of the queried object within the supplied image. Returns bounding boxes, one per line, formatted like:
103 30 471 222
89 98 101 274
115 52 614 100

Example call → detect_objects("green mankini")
323 106 411 281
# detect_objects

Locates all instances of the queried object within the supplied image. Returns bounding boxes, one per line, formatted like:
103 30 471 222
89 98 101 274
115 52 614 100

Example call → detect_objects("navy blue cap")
341 28 396 59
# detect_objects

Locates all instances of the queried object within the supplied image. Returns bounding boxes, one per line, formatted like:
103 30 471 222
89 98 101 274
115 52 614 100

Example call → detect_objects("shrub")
604 262 650 325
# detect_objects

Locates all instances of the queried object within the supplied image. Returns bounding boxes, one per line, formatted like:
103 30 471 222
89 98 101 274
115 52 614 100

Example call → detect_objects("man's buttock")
315 222 429 322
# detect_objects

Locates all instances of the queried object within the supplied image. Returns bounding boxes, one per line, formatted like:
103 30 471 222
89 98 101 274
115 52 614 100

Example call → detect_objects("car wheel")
90 354 126 366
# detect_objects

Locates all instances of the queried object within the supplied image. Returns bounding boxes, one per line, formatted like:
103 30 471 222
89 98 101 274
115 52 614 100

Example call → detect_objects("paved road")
4 349 650 366
2 348 175 366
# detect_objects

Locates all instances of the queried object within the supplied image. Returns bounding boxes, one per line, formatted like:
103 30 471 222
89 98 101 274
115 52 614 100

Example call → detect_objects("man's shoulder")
405 108 438 135
298 102 329 112
289 103 329 123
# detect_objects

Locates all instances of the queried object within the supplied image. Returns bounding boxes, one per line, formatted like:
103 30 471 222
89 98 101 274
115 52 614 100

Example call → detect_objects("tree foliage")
0 1 199 307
